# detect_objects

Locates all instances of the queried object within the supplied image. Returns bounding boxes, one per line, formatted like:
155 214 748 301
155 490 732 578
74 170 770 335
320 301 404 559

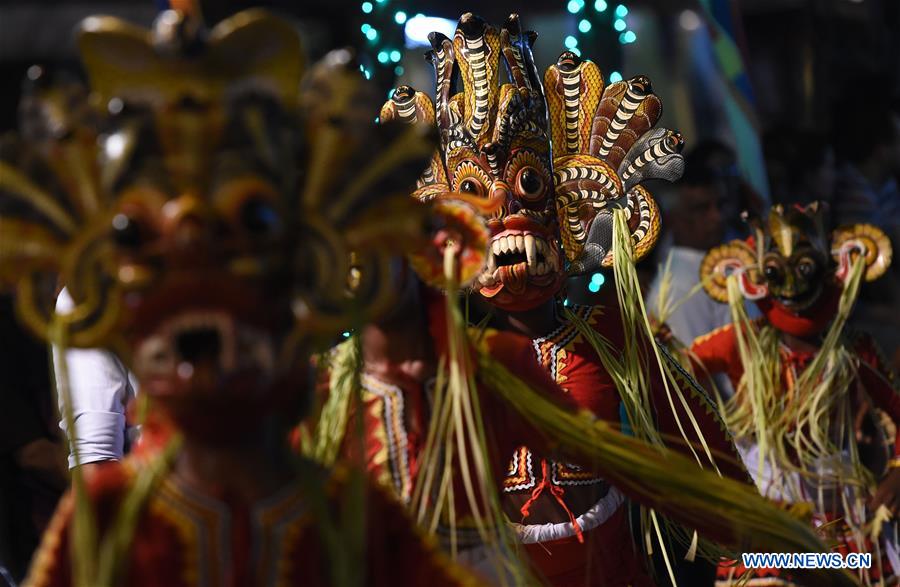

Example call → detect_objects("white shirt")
647 246 733 344
53 288 138 468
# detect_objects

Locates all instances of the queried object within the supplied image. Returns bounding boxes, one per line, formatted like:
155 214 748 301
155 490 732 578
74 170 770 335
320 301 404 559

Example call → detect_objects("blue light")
567 0 582 13
623 30 636 43
609 71 623 82
394 65 404 75
614 18 626 31
394 11 407 24
564 35 579 49
404 15 457 48
615 4 628 17
389 50 402 62
578 19 592 33
377 50 389 64
365 28 378 41
571 47 582 56
361 1 373 13
594 0 608 11
361 23 371 33
591 272 606 286
588 281 601 293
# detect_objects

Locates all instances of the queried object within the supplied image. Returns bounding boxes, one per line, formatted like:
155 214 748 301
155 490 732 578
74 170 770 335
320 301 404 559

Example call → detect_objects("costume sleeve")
853 334 900 456
54 288 137 468
690 323 741 380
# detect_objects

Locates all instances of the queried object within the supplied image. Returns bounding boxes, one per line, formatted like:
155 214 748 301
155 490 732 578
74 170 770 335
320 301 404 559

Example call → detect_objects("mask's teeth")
525 234 536 266
500 237 510 254
487 249 496 270
492 240 502 256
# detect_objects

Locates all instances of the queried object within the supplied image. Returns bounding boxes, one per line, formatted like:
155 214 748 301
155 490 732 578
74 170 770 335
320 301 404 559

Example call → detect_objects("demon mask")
701 203 892 336
0 9 432 440
382 14 685 312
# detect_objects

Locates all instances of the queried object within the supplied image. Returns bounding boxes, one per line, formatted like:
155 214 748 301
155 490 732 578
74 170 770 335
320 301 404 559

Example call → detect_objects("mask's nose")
161 194 213 259
488 180 511 218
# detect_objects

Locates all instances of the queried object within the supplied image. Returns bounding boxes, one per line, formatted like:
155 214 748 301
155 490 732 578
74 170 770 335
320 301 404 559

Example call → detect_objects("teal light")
571 46 582 56
614 18 626 31
394 10 407 24
567 0 582 14
390 50 402 62
563 298 570 306
361 2 373 13
375 0 387 4
342 331 351 338
594 0 608 11
588 272 605 292
578 19 592 33
623 30 636 43
361 23 371 33
564 35 578 49
365 28 378 41
377 50 389 64
609 71 623 82
394 65 404 75
615 4 628 17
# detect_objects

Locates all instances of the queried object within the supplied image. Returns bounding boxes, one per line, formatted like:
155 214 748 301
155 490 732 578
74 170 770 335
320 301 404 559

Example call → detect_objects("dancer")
694 202 897 586
1 8 475 586
378 13 816 587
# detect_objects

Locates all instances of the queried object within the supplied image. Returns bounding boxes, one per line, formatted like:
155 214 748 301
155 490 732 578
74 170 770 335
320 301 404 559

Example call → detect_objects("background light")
609 71 623 82
622 30 636 43
614 18 626 31
361 23 371 33
394 65 404 75
394 11 407 24
588 272 606 292
594 0 608 11
578 19 592 33
571 47 582 56
564 35 579 49
390 49 402 62
377 50 389 63
615 4 628 17
361 2 373 13
567 0 581 13
405 15 456 48
365 28 378 41
679 9 701 31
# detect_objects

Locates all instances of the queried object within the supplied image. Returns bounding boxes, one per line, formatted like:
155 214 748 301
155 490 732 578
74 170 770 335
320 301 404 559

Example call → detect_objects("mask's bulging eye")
460 179 483 195
240 198 280 236
763 263 783 284
112 213 143 248
517 167 544 200
796 259 816 278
